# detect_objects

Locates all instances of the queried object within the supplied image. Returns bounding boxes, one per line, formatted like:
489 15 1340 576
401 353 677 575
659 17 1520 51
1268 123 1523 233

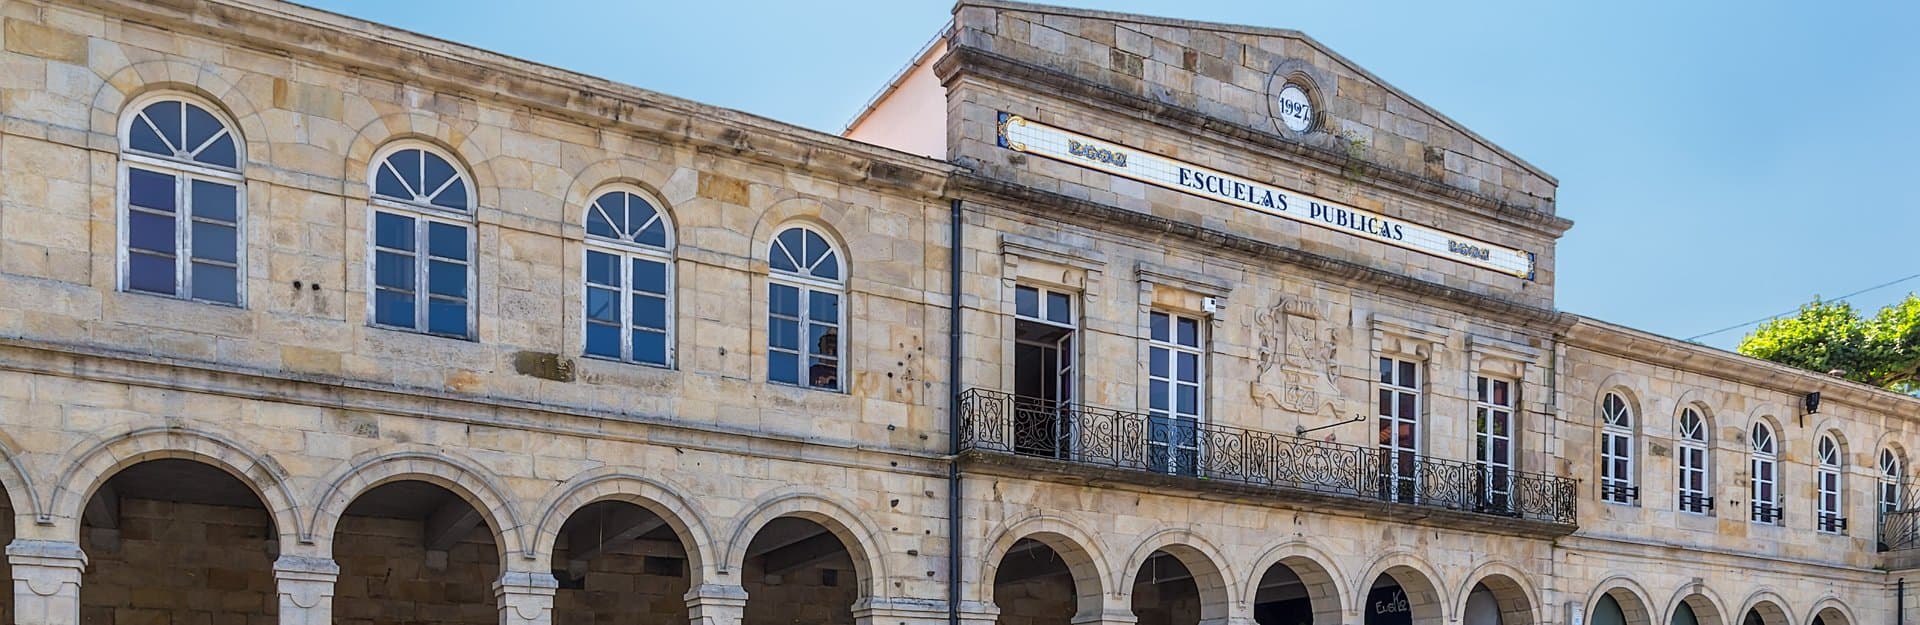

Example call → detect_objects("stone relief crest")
1251 297 1345 416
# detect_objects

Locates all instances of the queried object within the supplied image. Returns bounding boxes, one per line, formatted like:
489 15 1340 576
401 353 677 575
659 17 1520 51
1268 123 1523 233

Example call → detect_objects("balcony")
956 388 1578 533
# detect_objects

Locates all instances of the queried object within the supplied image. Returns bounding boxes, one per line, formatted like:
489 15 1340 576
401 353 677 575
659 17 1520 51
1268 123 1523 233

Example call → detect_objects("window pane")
809 357 838 389
1149 347 1168 378
774 229 804 272
197 135 237 168
769 283 800 317
374 212 415 250
808 324 837 357
585 250 619 287
143 101 182 147
633 258 667 294
128 115 172 155
1176 385 1197 414
1398 392 1415 419
432 179 469 211
633 293 666 330
769 351 798 384
427 299 466 336
128 168 176 211
1046 292 1071 324
809 290 839 324
586 286 619 323
183 104 224 155
1398 361 1416 386
1015 286 1038 319
374 251 414 290
1150 312 1169 342
633 330 667 365
1177 317 1198 346
127 252 175 294
769 317 799 351
633 209 668 248
587 203 619 239
1378 358 1392 384
802 230 829 268
1177 352 1198 382
190 222 237 263
374 289 415 327
427 260 465 297
1377 389 1391 417
190 262 237 304
427 222 467 260
375 163 411 200
190 180 238 221
1150 380 1168 410
423 152 456 197
387 150 422 193
128 211 176 253
584 323 621 358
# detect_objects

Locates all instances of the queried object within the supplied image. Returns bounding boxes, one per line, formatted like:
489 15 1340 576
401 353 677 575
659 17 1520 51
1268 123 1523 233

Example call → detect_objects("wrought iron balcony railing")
957 388 1578 525
1880 509 1920 552
1751 501 1784 524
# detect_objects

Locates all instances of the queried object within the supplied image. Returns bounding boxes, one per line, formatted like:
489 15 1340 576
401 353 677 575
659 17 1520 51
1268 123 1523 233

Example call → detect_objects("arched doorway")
1 479 13 624
994 538 1079 625
334 480 500 625
550 500 694 624
1364 568 1441 625
1253 558 1340 625
1463 575 1534 625
1131 550 1201 625
79 458 279 624
1810 605 1849 625
1741 601 1788 625
742 517 857 625
1671 594 1724 625
1591 587 1653 625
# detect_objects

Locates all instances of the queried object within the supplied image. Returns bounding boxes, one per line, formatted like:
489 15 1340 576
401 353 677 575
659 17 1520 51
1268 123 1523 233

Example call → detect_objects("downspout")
1899 577 1906 625
947 197 964 625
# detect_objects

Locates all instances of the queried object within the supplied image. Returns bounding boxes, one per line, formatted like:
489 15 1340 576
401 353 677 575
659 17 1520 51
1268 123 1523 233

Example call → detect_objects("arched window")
767 226 843 390
119 96 244 305
1881 448 1905 514
367 144 473 338
582 188 673 366
1677 407 1712 514
1750 422 1781 524
1599 392 1637 504
1817 434 1846 533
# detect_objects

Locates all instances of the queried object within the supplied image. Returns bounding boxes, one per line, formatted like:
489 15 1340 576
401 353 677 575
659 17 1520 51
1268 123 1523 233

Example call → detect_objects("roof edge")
843 25 952 135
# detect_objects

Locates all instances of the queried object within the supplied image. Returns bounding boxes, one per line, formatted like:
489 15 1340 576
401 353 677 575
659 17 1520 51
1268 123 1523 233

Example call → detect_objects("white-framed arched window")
1677 407 1712 514
118 94 245 305
582 187 673 367
767 225 843 391
1817 433 1845 533
366 143 474 339
1882 448 1906 514
1599 392 1638 504
1751 421 1781 525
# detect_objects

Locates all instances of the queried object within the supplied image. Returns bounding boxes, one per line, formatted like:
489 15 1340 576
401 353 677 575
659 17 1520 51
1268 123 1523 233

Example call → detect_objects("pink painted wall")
845 42 948 160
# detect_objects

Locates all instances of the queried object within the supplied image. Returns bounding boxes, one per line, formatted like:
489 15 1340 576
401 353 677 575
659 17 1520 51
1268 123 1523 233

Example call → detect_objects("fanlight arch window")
1677 407 1712 514
367 144 474 338
767 225 843 390
1882 448 1906 514
582 188 673 366
1599 392 1637 504
1817 434 1846 533
1750 422 1781 524
119 96 245 305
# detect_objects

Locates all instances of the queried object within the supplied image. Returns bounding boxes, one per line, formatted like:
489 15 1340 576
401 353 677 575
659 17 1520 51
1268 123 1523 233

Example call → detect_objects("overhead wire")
1684 272 1920 342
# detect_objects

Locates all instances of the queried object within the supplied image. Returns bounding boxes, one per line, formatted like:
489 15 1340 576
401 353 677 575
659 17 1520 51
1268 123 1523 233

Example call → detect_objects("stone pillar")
495 571 558 625
1074 607 1140 625
8 539 86 625
685 583 749 625
1198 602 1258 625
274 555 339 625
854 596 951 625
956 600 1002 625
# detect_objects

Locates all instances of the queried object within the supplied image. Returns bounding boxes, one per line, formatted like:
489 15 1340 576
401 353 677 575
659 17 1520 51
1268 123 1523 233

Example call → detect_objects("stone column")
274 555 339 625
495 571 558 625
1198 602 1258 625
685 583 749 625
853 596 951 625
8 539 87 625
956 600 1002 625
1074 607 1140 625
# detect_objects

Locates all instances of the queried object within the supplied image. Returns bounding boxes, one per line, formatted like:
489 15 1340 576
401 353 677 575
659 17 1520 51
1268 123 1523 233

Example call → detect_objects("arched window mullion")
767 225 844 391
367 145 474 339
118 96 245 307
581 189 674 367
1751 423 1782 525
1678 408 1712 514
1817 435 1846 533
1599 393 1638 505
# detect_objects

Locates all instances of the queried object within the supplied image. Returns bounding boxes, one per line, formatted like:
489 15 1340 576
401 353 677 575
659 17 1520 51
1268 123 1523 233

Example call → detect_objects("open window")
1012 285 1075 459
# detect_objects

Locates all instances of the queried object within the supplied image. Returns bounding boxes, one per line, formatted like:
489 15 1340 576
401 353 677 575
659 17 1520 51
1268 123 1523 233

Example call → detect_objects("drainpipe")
1899 577 1905 625
947 197 964 625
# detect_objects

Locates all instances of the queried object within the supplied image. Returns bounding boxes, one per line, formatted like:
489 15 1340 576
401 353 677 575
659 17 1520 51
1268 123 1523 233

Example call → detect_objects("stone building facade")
0 1 1910 625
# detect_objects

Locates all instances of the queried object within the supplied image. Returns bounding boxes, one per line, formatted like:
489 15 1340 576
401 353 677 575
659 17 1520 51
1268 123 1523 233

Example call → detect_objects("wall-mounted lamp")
1801 392 1821 427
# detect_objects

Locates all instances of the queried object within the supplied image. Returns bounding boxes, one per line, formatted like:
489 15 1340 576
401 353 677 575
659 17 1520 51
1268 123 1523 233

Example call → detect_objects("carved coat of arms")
1251 298 1344 416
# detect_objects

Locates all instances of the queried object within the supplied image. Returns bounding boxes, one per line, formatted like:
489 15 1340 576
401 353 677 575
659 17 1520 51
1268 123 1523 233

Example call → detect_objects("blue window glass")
127 100 237 168
586 287 620 323
770 317 800 352
128 212 175 253
127 253 174 294
427 222 467 261
767 226 844 389
128 169 175 211
374 290 414 327
582 190 675 365
809 291 838 323
769 351 799 385
191 222 237 264
375 213 414 250
191 263 237 304
633 258 667 295
1046 292 1071 324
427 260 465 297
586 251 619 286
427 299 466 336
633 330 668 366
584 324 620 359
770 284 800 317
191 180 236 221
1015 286 1038 319
374 251 414 290
633 294 666 331
374 147 469 211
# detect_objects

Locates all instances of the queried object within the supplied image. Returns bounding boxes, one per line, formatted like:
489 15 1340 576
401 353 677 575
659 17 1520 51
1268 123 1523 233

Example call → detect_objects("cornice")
954 171 1575 332
1564 316 1920 418
934 44 1575 239
76 0 956 200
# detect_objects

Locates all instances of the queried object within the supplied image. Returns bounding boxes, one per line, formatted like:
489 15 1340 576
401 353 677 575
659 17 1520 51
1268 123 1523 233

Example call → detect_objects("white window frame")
1147 310 1205 475
364 143 477 339
1378 357 1422 502
116 95 247 306
1474 375 1516 510
1599 392 1637 504
1677 407 1712 515
767 225 845 391
580 186 675 368
1751 422 1781 525
1817 434 1844 533
1881 448 1905 514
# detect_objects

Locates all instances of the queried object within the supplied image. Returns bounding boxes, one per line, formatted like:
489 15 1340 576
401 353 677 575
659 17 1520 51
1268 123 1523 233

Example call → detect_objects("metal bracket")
1296 413 1365 436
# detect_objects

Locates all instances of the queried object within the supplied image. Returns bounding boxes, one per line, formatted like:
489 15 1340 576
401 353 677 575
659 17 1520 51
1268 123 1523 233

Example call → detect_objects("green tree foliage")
1738 295 1920 393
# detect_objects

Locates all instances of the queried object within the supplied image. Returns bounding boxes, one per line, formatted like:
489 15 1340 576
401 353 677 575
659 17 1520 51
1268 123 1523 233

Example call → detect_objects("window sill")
580 353 675 371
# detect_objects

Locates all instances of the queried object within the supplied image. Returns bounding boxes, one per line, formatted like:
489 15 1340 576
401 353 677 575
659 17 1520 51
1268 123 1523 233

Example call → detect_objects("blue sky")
304 0 1920 350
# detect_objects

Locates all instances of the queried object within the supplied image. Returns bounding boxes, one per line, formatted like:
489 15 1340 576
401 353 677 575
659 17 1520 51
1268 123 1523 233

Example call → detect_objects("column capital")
686 584 750 625
1073 607 1140 625
853 596 950 625
273 555 340 580
495 571 558 625
6 539 87 569
9 540 87 625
